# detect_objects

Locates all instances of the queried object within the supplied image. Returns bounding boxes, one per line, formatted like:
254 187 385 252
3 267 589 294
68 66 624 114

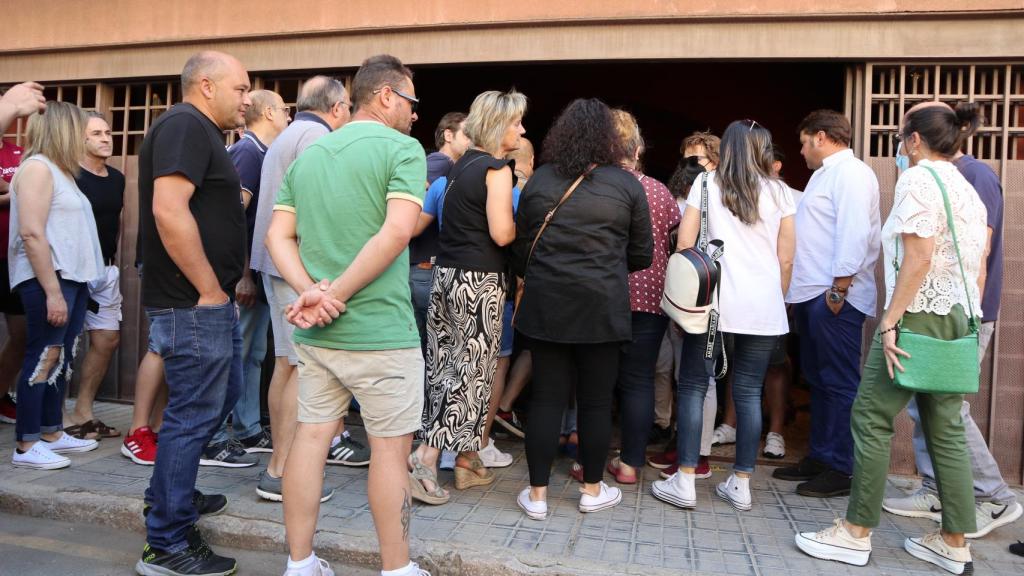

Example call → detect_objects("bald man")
135 50 251 576
201 89 290 464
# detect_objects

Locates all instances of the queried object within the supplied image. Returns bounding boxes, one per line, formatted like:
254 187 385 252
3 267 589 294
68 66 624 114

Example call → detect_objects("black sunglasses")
374 86 419 114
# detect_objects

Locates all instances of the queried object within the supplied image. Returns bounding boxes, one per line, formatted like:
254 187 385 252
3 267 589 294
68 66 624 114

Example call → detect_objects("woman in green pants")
794 100 988 576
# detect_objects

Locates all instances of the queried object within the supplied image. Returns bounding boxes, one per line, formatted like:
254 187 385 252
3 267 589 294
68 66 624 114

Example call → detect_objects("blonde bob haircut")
462 90 528 154
611 109 644 163
24 101 87 178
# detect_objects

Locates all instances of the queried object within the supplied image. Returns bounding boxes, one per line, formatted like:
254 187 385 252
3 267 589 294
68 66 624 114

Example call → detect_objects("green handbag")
891 165 979 395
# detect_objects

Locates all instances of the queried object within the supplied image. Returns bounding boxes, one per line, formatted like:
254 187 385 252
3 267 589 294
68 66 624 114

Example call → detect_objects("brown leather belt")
416 262 433 270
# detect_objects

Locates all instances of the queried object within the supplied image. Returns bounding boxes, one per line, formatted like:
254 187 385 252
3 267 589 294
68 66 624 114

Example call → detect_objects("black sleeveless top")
435 149 516 273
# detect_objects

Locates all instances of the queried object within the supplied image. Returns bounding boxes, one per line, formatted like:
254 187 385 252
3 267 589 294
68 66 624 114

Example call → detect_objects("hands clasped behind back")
285 278 345 329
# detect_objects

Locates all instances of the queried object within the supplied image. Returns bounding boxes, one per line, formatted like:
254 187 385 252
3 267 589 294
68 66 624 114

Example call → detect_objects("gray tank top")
8 155 104 287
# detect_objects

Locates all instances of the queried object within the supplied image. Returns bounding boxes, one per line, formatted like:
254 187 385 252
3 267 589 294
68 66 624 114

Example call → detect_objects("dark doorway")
410 61 847 190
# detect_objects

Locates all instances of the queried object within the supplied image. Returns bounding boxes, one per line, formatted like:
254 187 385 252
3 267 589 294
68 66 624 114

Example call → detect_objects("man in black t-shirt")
67 113 124 440
204 89 288 459
134 51 251 576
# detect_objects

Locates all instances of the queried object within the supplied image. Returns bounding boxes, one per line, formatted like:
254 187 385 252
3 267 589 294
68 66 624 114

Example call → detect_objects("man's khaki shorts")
295 343 424 438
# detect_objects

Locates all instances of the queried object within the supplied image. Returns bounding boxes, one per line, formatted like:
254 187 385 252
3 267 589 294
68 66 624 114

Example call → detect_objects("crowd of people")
0 46 1017 576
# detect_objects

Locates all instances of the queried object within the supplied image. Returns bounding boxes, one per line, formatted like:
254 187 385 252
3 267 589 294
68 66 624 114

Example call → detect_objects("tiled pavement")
1 402 1022 575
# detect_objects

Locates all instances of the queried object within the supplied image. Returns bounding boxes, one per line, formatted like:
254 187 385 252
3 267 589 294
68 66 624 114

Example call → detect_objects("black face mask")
667 156 707 199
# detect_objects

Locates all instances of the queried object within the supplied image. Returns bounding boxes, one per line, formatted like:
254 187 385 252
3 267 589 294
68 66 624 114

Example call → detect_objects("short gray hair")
85 110 109 123
296 76 346 114
463 90 528 154
244 90 281 125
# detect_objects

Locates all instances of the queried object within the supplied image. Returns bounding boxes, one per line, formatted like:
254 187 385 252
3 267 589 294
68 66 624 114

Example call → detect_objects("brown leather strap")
524 168 591 271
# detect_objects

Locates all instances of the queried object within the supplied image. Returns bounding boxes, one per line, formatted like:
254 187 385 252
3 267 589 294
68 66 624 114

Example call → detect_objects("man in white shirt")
773 110 880 499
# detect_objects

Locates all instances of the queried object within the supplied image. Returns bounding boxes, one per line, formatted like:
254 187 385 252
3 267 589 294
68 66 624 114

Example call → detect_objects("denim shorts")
500 301 514 357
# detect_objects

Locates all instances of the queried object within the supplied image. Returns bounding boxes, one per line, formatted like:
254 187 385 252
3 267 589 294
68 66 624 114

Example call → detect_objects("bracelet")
879 325 899 335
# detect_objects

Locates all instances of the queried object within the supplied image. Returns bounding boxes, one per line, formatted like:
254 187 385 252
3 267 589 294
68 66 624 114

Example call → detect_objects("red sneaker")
121 426 158 465
606 457 638 484
647 448 677 470
659 456 713 480
0 393 15 424
569 461 584 483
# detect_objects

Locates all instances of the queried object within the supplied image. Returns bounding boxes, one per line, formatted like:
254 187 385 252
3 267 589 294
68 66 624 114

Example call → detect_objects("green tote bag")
891 165 980 395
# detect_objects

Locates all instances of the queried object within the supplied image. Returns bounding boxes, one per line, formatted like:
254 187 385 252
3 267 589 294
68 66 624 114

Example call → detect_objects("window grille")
867 64 1024 161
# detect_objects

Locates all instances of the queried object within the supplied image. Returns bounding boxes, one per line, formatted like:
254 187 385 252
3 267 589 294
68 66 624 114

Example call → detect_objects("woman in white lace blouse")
795 102 987 575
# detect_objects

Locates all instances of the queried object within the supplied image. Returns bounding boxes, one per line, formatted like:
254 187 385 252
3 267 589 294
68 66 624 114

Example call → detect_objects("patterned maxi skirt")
421 266 507 452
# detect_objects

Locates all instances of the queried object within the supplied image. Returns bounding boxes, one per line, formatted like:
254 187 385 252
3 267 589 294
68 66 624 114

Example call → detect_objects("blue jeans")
677 331 775 474
617 312 669 468
144 301 242 553
211 300 268 444
794 296 865 475
409 265 433 355
14 278 89 442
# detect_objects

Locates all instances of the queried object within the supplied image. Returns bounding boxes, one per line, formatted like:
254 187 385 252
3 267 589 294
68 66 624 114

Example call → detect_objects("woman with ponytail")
796 102 988 575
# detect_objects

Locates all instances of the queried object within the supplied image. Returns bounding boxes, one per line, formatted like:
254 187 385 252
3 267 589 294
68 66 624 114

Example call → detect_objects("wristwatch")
827 285 847 304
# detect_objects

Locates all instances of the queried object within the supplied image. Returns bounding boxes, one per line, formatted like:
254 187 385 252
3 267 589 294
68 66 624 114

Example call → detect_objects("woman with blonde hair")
605 109 680 484
410 90 525 503
652 119 795 512
9 101 104 469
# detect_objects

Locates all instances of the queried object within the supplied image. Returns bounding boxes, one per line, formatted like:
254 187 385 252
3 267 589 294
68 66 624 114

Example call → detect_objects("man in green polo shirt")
266 54 429 576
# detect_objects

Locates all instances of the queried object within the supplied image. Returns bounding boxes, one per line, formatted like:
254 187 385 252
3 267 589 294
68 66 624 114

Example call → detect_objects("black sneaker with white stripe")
136 525 236 576
326 435 370 467
199 440 258 468
238 429 273 454
144 490 228 518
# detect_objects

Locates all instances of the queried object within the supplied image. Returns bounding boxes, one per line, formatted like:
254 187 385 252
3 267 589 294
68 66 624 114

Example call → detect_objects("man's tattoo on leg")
401 487 412 542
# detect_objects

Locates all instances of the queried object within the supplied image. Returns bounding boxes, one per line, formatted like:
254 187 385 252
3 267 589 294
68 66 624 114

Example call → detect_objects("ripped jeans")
14 277 89 442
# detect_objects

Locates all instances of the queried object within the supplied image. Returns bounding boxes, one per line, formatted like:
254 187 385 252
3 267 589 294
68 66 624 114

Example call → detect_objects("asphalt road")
0 511 377 576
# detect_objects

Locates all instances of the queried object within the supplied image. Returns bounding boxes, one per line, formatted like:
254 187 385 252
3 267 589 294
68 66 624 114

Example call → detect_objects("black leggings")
525 339 621 486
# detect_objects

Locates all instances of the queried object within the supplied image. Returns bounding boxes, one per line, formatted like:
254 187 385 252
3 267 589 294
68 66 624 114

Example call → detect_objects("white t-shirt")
685 171 796 335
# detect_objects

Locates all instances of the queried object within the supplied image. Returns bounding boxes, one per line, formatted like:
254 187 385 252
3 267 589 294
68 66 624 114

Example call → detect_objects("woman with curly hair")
510 98 652 520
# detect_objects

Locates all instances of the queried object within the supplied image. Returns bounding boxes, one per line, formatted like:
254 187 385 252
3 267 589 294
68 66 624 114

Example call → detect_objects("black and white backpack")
661 172 726 372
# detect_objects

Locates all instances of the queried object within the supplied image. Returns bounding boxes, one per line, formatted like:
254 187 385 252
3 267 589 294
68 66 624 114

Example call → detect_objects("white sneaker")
882 490 942 522
409 562 431 576
517 487 547 520
651 471 696 509
42 431 99 454
795 518 871 566
578 481 621 513
478 441 513 468
967 501 1022 539
711 423 736 446
283 554 335 576
763 432 785 459
904 531 972 574
716 474 752 511
438 450 456 471
12 443 70 470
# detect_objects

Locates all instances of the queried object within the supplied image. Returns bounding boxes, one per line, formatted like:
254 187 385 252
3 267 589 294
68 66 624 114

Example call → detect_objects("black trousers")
525 339 621 486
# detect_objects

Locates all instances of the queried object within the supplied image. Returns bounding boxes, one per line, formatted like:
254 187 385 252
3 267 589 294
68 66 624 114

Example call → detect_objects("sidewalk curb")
0 482 685 576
